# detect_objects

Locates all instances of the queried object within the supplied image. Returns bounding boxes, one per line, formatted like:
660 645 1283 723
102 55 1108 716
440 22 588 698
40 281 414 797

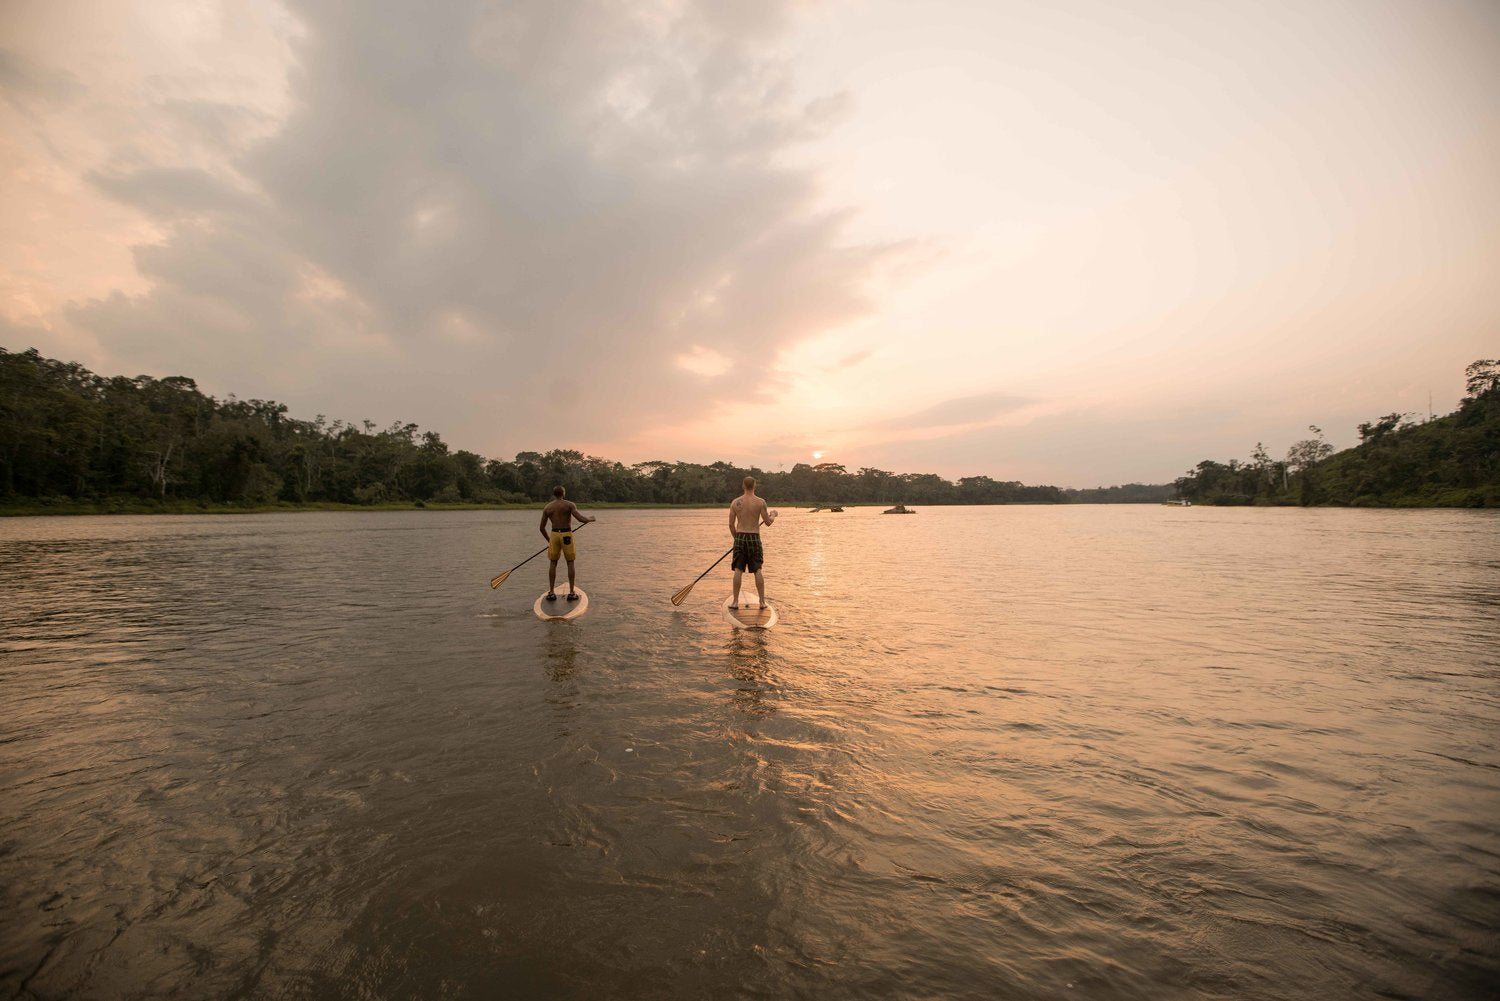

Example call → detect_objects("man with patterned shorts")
728 476 777 610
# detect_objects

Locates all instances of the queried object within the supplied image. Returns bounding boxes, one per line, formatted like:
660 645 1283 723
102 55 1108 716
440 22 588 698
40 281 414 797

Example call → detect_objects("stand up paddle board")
535 585 589 621
723 593 777 630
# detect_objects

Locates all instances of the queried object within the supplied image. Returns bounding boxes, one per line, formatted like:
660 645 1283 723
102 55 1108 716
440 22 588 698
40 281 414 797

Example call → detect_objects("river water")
1 505 1497 1000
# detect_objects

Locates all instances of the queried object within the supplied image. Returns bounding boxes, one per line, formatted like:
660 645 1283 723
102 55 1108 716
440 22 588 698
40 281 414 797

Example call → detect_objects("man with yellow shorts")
539 486 596 602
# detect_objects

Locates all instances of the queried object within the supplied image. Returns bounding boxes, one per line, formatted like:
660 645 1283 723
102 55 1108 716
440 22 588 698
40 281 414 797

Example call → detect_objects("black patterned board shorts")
732 532 764 573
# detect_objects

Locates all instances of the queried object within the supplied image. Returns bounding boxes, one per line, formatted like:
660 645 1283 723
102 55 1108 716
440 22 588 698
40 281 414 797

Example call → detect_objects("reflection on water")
728 634 777 719
2 506 1498 1000
544 626 580 682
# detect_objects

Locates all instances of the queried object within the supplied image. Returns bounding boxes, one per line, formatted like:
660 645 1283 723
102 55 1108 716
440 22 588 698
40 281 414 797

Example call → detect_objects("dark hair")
553 486 565 498
742 476 756 490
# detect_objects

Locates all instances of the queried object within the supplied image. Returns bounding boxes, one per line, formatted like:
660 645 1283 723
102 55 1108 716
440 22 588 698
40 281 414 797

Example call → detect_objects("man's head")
742 476 756 492
553 486 565 498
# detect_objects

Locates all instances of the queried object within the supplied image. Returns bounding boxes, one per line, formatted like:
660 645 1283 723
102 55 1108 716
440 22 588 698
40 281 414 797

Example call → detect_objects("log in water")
2 506 1497 999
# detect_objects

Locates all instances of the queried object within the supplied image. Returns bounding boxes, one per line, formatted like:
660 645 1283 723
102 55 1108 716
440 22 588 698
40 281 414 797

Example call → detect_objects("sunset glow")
1 0 1495 485
2 7 1498 997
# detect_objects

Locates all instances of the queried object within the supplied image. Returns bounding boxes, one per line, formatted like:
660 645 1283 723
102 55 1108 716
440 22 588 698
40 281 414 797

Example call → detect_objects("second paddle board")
535 585 589 621
723 593 777 630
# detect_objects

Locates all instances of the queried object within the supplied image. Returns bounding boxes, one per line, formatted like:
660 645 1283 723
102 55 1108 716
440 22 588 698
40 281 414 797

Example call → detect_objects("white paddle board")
723 593 777 630
535 585 589 621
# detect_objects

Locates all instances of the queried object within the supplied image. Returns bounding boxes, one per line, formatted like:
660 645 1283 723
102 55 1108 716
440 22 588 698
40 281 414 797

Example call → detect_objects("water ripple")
1 507 1498 999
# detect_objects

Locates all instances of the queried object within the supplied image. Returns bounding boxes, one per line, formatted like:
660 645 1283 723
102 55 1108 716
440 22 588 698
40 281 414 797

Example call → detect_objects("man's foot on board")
567 592 579 602
546 592 557 602
729 603 739 610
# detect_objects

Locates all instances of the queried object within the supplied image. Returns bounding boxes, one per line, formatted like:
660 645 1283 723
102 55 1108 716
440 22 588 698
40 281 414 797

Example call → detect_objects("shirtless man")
728 476 777 610
539 486 596 601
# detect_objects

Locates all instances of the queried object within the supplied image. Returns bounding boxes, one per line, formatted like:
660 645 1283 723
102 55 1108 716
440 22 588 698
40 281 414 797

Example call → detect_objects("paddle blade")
490 569 512 589
670 582 695 606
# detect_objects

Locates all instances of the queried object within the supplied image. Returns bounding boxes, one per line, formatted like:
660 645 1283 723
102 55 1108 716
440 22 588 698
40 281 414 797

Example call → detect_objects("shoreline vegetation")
0 498 946 517
1 346 1171 517
1172 359 1499 508
3 347 1495 516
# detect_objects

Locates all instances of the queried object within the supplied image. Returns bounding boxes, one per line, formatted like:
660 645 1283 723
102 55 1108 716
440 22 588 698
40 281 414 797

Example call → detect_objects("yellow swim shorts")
547 530 577 561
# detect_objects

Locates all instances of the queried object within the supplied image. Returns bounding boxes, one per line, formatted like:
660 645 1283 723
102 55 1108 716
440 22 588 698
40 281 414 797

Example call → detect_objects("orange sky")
2 0 1497 484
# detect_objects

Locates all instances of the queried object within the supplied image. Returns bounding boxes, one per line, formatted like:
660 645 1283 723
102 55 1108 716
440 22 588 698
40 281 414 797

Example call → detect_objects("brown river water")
1 505 1498 1000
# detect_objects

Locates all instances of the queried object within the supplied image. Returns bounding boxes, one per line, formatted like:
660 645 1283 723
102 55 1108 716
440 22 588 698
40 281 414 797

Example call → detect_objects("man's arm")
760 501 776 527
540 508 551 542
729 499 739 537
570 501 595 527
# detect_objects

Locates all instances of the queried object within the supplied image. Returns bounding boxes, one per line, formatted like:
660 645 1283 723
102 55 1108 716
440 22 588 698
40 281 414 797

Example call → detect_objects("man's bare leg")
548 559 557 596
566 558 577 596
731 568 743 608
754 570 766 608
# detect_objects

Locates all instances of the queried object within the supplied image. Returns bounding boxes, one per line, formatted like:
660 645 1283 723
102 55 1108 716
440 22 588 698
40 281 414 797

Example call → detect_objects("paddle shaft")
673 512 778 603
672 545 736 604
491 520 588 588
689 547 733 589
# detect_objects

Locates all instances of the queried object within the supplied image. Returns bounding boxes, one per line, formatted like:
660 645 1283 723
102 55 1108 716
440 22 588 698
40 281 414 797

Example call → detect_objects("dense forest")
2 346 1156 511
1173 359 1500 507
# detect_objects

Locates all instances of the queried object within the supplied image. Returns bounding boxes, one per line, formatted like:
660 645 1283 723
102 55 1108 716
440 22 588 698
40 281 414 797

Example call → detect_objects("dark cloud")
66 0 894 456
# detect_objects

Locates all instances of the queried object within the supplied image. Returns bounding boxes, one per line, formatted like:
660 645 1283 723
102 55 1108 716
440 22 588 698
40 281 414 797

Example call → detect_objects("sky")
2 0 1497 486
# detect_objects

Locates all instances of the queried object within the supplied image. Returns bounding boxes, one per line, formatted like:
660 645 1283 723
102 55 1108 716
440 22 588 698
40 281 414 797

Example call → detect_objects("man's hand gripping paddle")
671 509 776 605
490 521 588 589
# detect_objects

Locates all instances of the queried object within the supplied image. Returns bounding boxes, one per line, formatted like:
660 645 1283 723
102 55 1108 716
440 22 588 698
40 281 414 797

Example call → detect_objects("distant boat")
1161 499 1191 506
882 504 915 514
828 506 844 512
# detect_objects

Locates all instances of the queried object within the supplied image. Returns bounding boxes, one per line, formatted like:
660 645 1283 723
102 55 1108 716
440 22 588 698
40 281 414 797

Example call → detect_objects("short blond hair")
742 476 756 490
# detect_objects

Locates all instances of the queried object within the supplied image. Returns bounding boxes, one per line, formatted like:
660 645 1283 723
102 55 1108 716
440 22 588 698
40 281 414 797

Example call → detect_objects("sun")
812 451 824 460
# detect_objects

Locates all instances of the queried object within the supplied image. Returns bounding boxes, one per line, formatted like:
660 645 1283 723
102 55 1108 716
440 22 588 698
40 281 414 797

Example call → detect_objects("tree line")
1173 359 1500 507
2 346 1166 509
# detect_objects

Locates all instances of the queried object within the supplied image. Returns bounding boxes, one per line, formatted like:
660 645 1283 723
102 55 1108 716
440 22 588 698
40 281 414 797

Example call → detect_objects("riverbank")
0 499 929 517
1182 486 1500 508
6 495 1490 516
0 499 738 517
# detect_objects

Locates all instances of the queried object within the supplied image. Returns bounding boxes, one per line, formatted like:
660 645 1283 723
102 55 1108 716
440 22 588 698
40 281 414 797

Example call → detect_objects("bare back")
543 498 579 531
730 493 768 534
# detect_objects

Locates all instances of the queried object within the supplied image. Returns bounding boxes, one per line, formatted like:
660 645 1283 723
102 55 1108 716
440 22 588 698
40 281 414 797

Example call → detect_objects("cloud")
869 389 1034 431
0 315 51 350
0 47 84 104
156 99 277 149
88 166 255 219
675 345 732 377
48 0 894 455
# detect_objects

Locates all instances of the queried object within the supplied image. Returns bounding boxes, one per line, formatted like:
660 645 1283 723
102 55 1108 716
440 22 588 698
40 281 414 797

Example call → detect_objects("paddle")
670 547 733 606
671 509 778 606
490 521 588 589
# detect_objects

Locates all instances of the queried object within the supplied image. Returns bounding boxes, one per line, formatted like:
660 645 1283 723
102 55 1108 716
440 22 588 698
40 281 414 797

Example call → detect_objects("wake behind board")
535 585 589 621
723 593 777 630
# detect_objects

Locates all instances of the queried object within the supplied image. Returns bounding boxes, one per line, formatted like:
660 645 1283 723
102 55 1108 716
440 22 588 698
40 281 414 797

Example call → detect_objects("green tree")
1285 426 1334 504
